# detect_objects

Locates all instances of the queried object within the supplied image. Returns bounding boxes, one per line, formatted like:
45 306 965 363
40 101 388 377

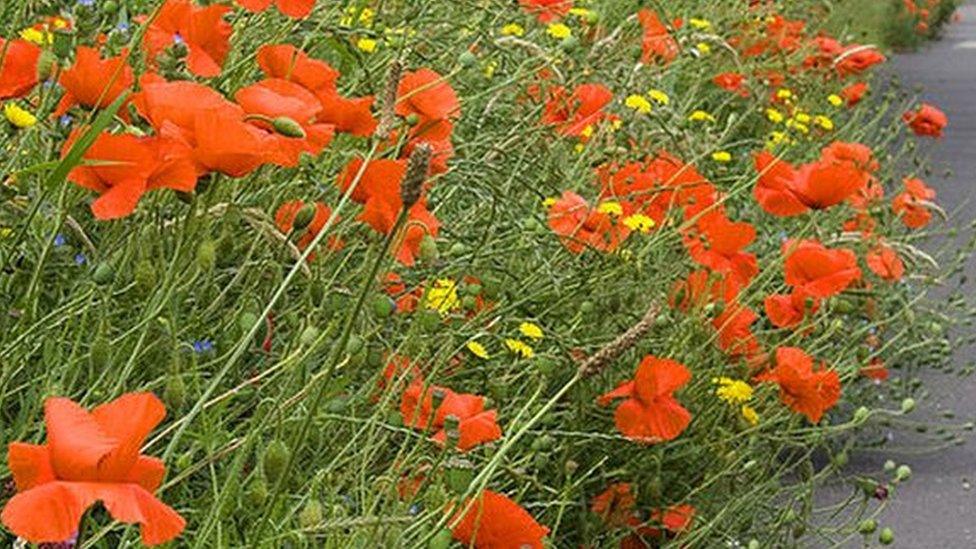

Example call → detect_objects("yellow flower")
341 6 375 27
501 23 525 37
542 197 557 208
356 38 378 53
580 125 595 138
4 103 37 129
425 279 460 315
519 322 544 340
741 405 759 426
0 227 12 239
547 23 572 39
624 94 652 114
827 94 844 107
689 18 712 30
695 42 711 55
358 7 376 26
647 89 670 105
574 143 586 154
466 341 490 359
766 108 784 124
505 338 534 358
766 131 790 147
814 115 834 130
776 88 794 101
19 27 51 46
786 119 810 134
569 8 595 19
623 214 655 233
688 110 716 123
483 60 498 79
711 151 732 163
597 201 623 216
714 377 754 404
793 112 811 124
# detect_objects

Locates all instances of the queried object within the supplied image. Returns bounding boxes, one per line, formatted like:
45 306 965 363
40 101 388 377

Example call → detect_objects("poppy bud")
346 335 365 355
298 499 324 529
326 396 348 413
442 414 460 448
134 258 156 296
853 406 870 423
443 462 473 493
879 527 894 545
89 334 112 370
197 240 216 271
531 434 555 451
299 326 320 347
292 203 317 231
164 374 186 410
832 451 849 468
900 398 916 413
263 439 291 483
245 477 269 508
461 295 477 311
858 518 877 534
52 30 73 59
37 50 58 82
747 540 760 549
464 283 482 297
894 464 912 482
102 0 119 14
418 235 438 262
371 294 395 318
401 144 432 209
405 113 421 126
564 459 578 474
428 529 453 549
458 50 477 67
272 116 307 139
92 262 115 286
238 311 259 334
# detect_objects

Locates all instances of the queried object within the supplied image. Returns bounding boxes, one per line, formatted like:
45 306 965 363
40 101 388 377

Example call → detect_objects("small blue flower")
192 339 214 353
408 504 422 515
54 234 66 247
74 253 87 265
117 22 130 32
77 0 95 6
173 33 185 45
59 114 73 127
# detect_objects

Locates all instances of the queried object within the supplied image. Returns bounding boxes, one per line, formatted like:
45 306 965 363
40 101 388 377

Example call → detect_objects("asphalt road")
824 4 976 547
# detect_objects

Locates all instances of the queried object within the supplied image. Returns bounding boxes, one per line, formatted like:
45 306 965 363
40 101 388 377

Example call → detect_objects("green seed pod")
458 50 477 67
444 466 473 494
92 262 115 286
346 335 365 355
464 283 482 297
879 527 894 545
163 374 186 410
372 294 395 318
405 113 421 126
895 465 912 482
245 476 269 508
197 240 217 271
428 528 453 549
272 116 306 138
747 540 760 549
419 235 439 263
449 242 467 256
900 398 916 414
89 334 112 370
580 301 595 314
298 499 324 529
858 519 877 534
291 203 317 231
238 312 259 333
853 406 870 423
134 258 157 296
461 295 477 311
263 439 291 484
299 326 320 347
101 0 119 14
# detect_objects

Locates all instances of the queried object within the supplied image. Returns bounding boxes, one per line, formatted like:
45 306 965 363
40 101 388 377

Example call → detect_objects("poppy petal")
7 442 55 491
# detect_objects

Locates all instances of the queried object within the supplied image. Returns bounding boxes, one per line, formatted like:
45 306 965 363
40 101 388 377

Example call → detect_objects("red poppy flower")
782 239 861 298
638 9 679 65
541 83 613 137
903 103 948 138
683 211 758 284
382 273 422 313
840 82 868 106
235 78 335 167
892 177 936 229
0 39 42 99
835 45 886 76
622 503 695 547
861 357 889 381
547 191 629 254
1 393 185 545
764 290 819 329
598 356 692 443
274 199 343 259
712 303 763 360
754 142 874 216
518 0 572 23
590 483 636 527
866 244 905 281
54 47 134 118
143 0 232 78
396 68 460 124
236 0 315 18
400 381 502 452
670 270 743 312
756 346 841 423
713 72 748 97
65 130 197 220
397 201 441 266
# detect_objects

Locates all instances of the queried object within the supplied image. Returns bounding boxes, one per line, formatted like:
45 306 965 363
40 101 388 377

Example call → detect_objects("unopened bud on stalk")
37 50 57 82
443 414 460 448
298 499 324 529
292 203 317 230
879 527 895 545
263 439 291 483
900 398 916 414
858 519 877 534
272 116 306 139
401 144 432 209
894 464 912 482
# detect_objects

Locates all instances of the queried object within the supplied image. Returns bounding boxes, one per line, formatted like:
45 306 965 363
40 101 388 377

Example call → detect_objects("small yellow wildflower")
425 279 460 315
689 18 712 30
356 38 378 53
766 131 790 147
0 227 12 239
574 143 586 154
741 405 759 426
580 125 595 138
711 151 732 163
714 377 754 404
689 110 716 123
786 119 810 134
610 119 623 131
358 7 376 26
341 6 376 27
647 89 670 105
827 94 844 107
466 341 490 359
547 23 572 40
793 112 811 124
483 60 498 79
597 201 623 216
4 103 37 129
569 8 594 19
19 27 51 46
695 42 711 55
501 23 525 37
814 115 834 130
766 108 784 124
624 94 652 114
505 338 534 358
623 214 655 233
519 322 544 340
776 88 794 101
542 197 557 208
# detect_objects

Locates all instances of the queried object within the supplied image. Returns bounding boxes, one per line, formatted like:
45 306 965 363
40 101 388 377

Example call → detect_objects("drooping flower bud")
272 116 307 139
292 202 317 230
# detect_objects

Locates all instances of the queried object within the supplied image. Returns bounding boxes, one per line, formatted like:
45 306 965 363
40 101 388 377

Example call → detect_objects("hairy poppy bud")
371 294 395 318
298 499 324 529
443 461 473 493
401 144 432 209
858 519 877 534
345 335 365 355
92 262 115 286
134 258 156 296
37 50 58 82
853 406 870 423
89 334 111 370
458 51 477 67
102 0 119 14
747 540 760 549
418 234 438 263
245 477 269 507
263 439 291 484
879 527 894 545
428 529 453 549
164 374 186 410
895 465 912 482
197 240 216 271
52 31 73 59
272 116 307 139
299 326 320 347
292 203 317 231
900 398 916 413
